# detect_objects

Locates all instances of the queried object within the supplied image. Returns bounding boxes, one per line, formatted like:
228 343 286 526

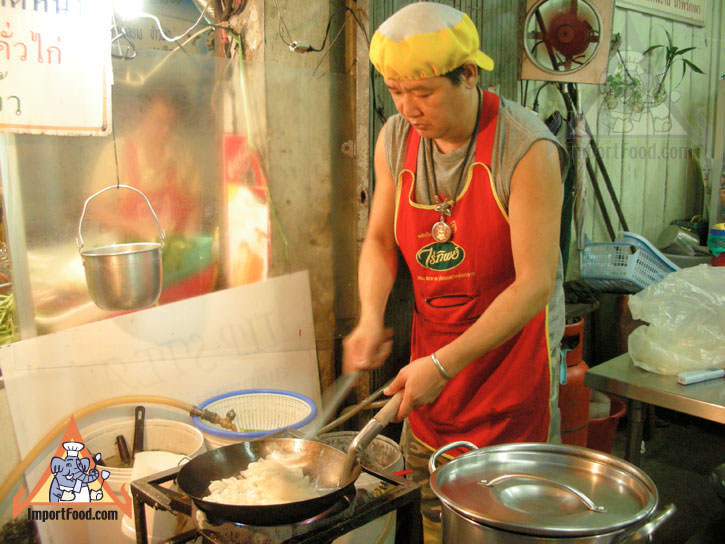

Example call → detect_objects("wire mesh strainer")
192 389 317 441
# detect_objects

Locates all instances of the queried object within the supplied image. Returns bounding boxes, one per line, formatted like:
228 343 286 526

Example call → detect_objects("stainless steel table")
585 353 725 465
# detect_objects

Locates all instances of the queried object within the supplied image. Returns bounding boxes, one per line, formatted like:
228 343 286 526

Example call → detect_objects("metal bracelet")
430 352 452 380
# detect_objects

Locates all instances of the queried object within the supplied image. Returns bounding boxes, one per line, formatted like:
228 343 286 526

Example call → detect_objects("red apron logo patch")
415 241 465 271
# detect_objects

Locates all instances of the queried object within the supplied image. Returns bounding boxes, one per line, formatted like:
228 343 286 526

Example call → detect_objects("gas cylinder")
558 317 591 446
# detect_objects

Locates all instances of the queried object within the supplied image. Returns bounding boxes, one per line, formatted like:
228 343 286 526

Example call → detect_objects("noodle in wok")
205 450 324 505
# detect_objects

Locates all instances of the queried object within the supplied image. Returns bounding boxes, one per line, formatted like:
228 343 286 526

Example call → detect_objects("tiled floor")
610 407 725 544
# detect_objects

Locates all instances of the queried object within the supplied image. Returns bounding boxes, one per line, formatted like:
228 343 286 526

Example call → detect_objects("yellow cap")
369 2 494 81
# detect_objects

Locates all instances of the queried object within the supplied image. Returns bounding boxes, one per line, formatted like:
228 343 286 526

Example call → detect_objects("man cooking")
342 3 568 541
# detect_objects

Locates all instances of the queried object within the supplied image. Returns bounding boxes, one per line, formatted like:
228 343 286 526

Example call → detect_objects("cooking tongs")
339 392 403 485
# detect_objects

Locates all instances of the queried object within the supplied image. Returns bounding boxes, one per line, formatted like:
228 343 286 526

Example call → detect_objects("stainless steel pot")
429 442 675 543
76 185 166 311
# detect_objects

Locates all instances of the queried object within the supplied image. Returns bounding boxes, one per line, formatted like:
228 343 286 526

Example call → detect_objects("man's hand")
342 325 393 374
383 354 449 420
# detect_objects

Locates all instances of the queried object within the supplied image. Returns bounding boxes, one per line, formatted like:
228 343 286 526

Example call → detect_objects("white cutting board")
0 270 321 538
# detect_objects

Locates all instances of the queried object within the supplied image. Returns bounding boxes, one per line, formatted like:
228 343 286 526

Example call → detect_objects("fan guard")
521 0 614 84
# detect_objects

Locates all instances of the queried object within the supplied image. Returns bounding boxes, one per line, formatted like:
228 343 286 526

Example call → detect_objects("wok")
176 392 402 525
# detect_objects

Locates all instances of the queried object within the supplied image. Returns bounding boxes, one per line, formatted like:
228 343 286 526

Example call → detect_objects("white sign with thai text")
617 0 707 27
0 0 112 135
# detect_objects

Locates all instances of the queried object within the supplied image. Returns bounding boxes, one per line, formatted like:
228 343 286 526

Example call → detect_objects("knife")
132 405 145 459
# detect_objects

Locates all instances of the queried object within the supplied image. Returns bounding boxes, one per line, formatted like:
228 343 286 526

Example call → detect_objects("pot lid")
430 443 658 536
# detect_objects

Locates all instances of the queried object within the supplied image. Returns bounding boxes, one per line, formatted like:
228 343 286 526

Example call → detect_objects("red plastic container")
559 318 590 447
563 317 584 364
159 264 217 304
586 394 627 453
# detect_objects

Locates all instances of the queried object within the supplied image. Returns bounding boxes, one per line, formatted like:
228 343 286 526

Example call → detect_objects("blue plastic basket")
580 232 680 293
192 389 317 442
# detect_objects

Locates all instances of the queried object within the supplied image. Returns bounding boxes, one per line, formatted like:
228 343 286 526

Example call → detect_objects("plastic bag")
627 264 725 375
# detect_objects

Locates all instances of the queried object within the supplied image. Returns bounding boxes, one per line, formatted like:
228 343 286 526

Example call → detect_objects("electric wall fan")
521 0 614 84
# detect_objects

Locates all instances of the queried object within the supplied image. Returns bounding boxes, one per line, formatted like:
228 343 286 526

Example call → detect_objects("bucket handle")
479 473 606 512
76 184 166 251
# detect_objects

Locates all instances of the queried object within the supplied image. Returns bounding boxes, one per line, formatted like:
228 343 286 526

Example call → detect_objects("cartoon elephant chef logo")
49 441 110 503
12 416 133 519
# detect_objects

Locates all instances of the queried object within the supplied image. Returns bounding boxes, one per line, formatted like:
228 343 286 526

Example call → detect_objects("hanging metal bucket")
77 185 166 311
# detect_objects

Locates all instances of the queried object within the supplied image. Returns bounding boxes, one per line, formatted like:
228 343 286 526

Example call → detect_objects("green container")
162 236 214 286
707 224 725 257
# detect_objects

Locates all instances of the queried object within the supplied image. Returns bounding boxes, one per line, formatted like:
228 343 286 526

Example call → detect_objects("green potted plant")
602 68 645 113
602 47 647 113
602 30 704 112
642 29 704 105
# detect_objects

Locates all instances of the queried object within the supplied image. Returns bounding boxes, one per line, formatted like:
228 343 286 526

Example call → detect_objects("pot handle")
76 184 166 251
479 473 606 513
614 503 676 543
428 441 478 475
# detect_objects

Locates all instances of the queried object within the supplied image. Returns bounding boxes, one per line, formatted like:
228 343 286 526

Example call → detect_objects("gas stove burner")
194 494 354 543
130 464 423 544
195 486 355 533
288 489 354 525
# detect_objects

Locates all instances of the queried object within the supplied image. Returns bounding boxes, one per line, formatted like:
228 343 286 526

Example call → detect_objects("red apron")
394 91 552 453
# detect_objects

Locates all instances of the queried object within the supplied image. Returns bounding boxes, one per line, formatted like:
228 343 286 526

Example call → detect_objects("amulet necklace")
427 87 482 243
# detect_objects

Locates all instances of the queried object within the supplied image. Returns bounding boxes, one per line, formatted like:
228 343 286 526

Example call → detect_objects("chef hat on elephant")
63 441 84 457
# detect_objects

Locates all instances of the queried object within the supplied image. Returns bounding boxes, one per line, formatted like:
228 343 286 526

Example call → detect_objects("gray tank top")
383 95 568 356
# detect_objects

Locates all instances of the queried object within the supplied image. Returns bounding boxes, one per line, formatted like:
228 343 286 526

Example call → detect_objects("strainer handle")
76 184 167 251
